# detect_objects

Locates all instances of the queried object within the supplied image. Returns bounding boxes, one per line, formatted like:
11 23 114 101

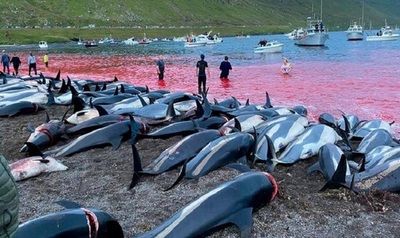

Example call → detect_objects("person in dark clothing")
10 53 21 75
27 53 37 76
196 54 210 95
1 50 10 74
219 56 232 80
156 56 165 80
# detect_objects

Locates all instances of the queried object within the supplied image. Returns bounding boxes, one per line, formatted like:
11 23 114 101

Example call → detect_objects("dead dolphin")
14 201 123 238
134 171 278 238
11 142 68 181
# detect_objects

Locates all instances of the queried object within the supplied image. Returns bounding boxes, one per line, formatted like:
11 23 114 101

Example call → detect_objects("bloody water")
11 31 400 133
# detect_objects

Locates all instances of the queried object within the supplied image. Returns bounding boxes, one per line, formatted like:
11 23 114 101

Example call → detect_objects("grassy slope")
0 0 398 44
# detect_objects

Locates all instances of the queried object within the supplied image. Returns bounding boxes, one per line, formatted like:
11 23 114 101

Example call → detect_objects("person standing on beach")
10 53 21 75
196 54 210 95
28 53 37 76
156 56 165 80
43 53 49 70
1 50 10 74
219 56 232 80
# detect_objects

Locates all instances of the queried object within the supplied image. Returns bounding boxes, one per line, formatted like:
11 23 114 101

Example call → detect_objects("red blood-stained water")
16 38 400 134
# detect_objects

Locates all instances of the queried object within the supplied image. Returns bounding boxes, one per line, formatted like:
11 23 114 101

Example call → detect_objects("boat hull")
366 34 399 41
184 42 207 48
294 33 328 46
254 44 283 53
346 32 364 41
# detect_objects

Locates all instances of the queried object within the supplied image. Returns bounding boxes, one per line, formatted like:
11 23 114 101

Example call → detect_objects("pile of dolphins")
0 71 399 237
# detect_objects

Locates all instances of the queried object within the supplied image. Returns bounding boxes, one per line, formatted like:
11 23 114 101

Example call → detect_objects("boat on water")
85 41 98 47
293 17 328 46
253 41 283 53
38 41 48 49
286 28 305 40
123 37 139 45
98 37 116 44
345 22 364 41
366 23 399 41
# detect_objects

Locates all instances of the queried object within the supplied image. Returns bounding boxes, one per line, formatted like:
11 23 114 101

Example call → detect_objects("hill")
0 0 399 44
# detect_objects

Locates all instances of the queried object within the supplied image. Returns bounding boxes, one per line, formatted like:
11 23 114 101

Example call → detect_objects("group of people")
0 50 49 76
156 53 291 95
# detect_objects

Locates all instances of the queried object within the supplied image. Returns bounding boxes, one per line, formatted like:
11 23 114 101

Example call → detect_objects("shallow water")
7 31 400 133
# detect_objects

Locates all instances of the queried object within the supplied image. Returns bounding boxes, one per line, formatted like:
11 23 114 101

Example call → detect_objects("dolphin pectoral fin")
225 163 251 173
164 159 188 191
307 162 321 174
216 207 253 238
25 142 44 157
55 200 82 209
110 137 124 150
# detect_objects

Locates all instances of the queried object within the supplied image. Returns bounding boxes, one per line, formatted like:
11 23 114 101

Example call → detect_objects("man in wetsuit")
196 54 210 95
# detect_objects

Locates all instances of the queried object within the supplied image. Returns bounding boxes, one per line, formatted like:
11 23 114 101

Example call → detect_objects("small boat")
366 23 399 42
98 37 116 44
293 17 328 46
123 37 139 45
139 33 151 44
84 41 98 47
38 41 48 49
345 22 364 41
253 41 283 53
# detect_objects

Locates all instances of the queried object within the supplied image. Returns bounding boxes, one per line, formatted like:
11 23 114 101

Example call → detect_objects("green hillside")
0 0 399 44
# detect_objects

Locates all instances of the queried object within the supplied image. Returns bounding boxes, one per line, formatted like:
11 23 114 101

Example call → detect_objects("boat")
345 22 364 41
253 41 283 53
98 37 116 44
139 33 151 44
184 41 207 48
285 28 305 40
293 17 328 46
84 40 98 47
366 22 400 41
38 41 48 49
123 37 139 45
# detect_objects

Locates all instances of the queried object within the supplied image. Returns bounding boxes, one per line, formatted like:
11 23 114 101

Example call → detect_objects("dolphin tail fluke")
320 154 350 191
164 159 188 191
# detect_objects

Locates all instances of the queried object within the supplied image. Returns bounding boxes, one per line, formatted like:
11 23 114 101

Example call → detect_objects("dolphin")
0 101 46 117
141 129 224 175
355 128 399 154
44 120 131 157
275 124 342 167
352 119 395 139
307 143 351 181
20 110 69 152
14 201 124 238
10 142 68 182
167 132 254 190
134 171 278 238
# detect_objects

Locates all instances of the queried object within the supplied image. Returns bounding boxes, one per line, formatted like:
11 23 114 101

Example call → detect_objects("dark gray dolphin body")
167 132 254 190
144 116 227 138
134 172 278 238
355 128 398 154
45 120 131 157
276 124 342 166
142 129 223 175
0 101 45 117
21 111 69 152
307 143 351 181
14 203 123 238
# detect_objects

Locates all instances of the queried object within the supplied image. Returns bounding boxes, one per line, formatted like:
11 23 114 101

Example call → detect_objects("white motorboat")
293 17 328 46
38 41 48 49
184 41 207 48
345 22 364 41
98 37 116 44
253 41 283 53
285 28 304 40
123 37 139 45
366 24 399 41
